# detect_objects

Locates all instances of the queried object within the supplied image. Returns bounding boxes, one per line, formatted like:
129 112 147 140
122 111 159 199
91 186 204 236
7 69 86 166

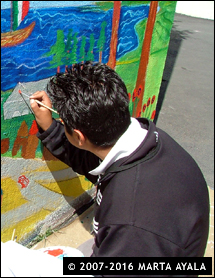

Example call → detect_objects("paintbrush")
19 90 35 115
19 89 59 114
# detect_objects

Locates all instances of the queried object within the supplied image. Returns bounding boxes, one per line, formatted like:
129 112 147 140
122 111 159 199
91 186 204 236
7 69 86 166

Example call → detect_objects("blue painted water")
1 5 149 91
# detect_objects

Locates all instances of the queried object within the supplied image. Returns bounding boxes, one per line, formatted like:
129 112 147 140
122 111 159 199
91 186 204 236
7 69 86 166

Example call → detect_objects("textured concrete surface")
31 205 94 250
155 14 214 191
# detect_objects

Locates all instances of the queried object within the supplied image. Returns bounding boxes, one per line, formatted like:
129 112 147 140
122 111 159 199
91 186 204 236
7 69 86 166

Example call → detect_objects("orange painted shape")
1 22 35 48
151 110 156 120
29 120 39 135
45 248 64 257
42 146 59 161
1 138 10 154
132 1 158 117
17 121 29 137
107 1 121 69
12 137 28 157
24 135 39 159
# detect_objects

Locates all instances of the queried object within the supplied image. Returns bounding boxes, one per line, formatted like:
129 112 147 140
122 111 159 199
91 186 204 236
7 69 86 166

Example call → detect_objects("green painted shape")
116 1 177 119
12 1 19 31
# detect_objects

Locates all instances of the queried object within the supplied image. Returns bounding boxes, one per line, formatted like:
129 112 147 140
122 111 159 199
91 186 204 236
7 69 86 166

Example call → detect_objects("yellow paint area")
46 160 69 171
116 58 139 65
1 177 28 214
35 175 93 198
32 160 69 172
1 208 51 243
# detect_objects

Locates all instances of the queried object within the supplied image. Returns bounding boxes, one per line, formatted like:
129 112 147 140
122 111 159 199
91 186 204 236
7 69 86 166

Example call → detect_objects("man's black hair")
47 61 131 147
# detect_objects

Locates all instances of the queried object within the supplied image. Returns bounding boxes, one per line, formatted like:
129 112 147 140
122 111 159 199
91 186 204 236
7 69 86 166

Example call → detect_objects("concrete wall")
1 1 176 245
176 1 214 20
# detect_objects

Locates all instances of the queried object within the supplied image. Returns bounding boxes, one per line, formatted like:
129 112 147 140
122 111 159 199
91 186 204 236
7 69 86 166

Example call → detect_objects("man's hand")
30 91 53 131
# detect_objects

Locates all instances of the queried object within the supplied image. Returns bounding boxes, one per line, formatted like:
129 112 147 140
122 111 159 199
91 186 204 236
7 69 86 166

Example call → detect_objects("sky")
1 1 95 10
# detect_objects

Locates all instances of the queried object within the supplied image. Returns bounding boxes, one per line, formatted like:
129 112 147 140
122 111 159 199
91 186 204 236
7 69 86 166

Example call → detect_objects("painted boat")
1 1 35 48
1 22 35 47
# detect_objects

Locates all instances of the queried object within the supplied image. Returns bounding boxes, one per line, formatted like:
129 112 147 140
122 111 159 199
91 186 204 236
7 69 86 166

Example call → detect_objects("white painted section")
18 1 23 26
176 1 214 20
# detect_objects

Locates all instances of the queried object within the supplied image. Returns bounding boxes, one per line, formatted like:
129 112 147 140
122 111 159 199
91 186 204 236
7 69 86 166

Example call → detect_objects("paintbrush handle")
19 89 58 114
34 99 59 114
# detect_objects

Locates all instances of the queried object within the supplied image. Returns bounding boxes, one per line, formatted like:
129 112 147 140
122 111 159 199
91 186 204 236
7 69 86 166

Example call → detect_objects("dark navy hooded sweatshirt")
37 118 209 262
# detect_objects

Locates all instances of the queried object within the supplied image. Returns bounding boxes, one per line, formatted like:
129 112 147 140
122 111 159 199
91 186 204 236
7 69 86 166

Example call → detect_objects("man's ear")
73 129 86 147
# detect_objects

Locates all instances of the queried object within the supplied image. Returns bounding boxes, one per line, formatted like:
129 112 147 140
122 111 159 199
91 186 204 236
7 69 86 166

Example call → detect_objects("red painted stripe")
29 120 39 135
22 1 29 20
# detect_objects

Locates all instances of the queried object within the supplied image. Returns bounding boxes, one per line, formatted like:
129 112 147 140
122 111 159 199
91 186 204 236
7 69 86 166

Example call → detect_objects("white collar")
89 117 148 176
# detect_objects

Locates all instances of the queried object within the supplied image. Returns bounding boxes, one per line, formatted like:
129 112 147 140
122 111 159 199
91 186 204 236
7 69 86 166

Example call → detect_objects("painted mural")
1 1 177 244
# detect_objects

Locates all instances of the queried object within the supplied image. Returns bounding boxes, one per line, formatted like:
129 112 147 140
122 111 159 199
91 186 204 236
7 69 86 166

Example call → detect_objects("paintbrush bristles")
19 91 30 98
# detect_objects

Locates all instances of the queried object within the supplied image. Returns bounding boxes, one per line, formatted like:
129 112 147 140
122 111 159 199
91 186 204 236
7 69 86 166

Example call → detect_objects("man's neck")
90 145 113 161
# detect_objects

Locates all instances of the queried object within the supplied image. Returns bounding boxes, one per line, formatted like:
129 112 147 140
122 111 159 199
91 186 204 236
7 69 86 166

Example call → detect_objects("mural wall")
1 1 177 244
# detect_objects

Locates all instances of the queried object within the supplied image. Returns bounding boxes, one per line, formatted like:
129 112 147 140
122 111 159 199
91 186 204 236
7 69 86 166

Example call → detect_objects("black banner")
63 257 212 276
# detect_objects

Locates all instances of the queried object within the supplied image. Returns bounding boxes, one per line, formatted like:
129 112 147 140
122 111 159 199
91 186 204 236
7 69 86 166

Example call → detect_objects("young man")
30 61 209 258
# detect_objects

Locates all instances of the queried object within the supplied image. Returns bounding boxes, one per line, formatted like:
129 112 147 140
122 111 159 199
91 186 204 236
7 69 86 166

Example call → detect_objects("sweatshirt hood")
95 118 160 184
89 117 148 176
